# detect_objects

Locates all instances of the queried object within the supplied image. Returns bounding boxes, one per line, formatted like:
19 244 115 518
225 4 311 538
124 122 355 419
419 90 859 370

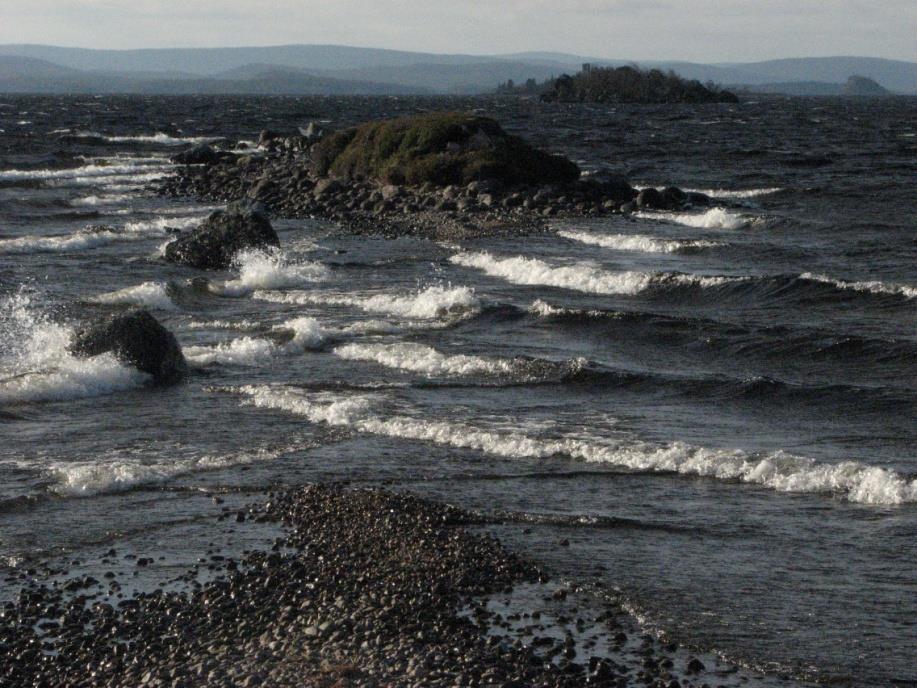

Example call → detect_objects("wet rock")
172 144 223 166
70 310 187 384
163 201 279 270
686 657 705 673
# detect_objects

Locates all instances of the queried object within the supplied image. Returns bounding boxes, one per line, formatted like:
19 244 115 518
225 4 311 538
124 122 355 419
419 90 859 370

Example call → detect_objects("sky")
1 0 915 63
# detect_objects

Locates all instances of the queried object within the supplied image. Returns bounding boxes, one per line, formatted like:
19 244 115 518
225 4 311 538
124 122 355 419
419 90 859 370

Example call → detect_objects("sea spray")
0 293 148 403
209 248 329 297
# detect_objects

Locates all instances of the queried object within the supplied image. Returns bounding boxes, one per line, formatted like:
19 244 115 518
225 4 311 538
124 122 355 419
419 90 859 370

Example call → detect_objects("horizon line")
1 43 913 66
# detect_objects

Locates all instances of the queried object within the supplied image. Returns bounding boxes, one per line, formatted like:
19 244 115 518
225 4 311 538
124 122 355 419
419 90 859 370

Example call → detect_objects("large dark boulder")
70 310 187 384
163 201 279 270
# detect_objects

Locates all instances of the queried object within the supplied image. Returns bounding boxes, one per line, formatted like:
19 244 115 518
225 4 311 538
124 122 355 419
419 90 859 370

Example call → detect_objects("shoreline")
157 127 708 241
2 484 754 688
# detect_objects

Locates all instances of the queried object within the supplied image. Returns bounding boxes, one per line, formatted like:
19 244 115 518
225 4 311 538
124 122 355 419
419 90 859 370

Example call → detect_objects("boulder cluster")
160 112 711 239
1 485 716 688
70 200 284 379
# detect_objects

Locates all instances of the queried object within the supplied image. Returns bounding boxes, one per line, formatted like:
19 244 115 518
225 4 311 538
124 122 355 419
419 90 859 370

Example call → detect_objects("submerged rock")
70 310 187 384
163 200 279 270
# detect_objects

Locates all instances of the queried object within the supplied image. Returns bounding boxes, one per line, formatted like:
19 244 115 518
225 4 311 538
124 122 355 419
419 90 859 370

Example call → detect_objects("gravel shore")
1 485 729 688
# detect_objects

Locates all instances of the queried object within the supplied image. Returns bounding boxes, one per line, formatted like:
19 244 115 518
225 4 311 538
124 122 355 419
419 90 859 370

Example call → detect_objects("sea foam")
334 342 518 377
90 282 176 310
636 207 751 230
254 285 480 320
67 131 217 146
0 293 148 404
685 187 783 199
234 385 917 506
183 317 325 366
0 215 202 255
0 161 168 181
450 252 735 295
801 272 916 299
48 440 311 496
209 249 329 297
558 229 719 253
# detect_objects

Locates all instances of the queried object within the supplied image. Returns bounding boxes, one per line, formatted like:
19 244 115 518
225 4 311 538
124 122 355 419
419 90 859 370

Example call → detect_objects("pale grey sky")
1 0 915 62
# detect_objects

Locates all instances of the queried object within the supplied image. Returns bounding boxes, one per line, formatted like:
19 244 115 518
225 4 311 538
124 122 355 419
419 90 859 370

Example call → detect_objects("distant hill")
0 45 914 95
744 75 893 97
715 56 917 93
0 56 425 95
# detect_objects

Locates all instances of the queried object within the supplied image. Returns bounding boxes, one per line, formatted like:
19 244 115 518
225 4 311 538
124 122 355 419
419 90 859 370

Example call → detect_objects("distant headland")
0 45 913 95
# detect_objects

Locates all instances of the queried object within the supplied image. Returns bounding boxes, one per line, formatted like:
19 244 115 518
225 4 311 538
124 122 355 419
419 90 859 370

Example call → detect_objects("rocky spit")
160 130 709 241
0 485 725 688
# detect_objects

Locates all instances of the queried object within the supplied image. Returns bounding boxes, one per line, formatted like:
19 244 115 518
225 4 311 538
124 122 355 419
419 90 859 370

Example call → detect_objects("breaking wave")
450 252 736 295
636 207 752 230
208 249 330 297
0 215 202 255
685 187 783 199
66 131 217 146
0 161 169 182
0 293 148 405
254 285 480 320
558 229 720 253
800 272 916 300
233 385 917 506
183 317 325 366
47 439 316 496
90 282 176 310
334 342 581 380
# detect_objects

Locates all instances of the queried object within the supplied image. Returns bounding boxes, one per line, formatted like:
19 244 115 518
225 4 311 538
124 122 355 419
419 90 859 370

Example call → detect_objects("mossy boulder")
310 112 579 187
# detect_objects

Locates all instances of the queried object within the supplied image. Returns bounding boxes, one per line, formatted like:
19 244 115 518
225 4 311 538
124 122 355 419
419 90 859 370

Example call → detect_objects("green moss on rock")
311 112 579 187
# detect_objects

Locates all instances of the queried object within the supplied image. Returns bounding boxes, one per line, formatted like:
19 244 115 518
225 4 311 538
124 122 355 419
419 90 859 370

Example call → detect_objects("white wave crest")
801 272 916 299
685 187 783 199
183 337 276 366
68 131 217 146
0 162 168 181
450 252 735 295
210 249 330 297
334 342 518 377
558 229 719 253
60 171 171 187
636 207 751 230
71 193 135 206
187 319 261 331
90 282 176 310
0 215 202 255
254 285 480 320
234 385 917 506
0 294 148 404
183 317 325 366
48 441 308 496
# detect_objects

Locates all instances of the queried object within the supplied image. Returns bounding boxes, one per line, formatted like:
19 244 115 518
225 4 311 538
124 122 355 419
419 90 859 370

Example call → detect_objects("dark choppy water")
0 95 915 687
